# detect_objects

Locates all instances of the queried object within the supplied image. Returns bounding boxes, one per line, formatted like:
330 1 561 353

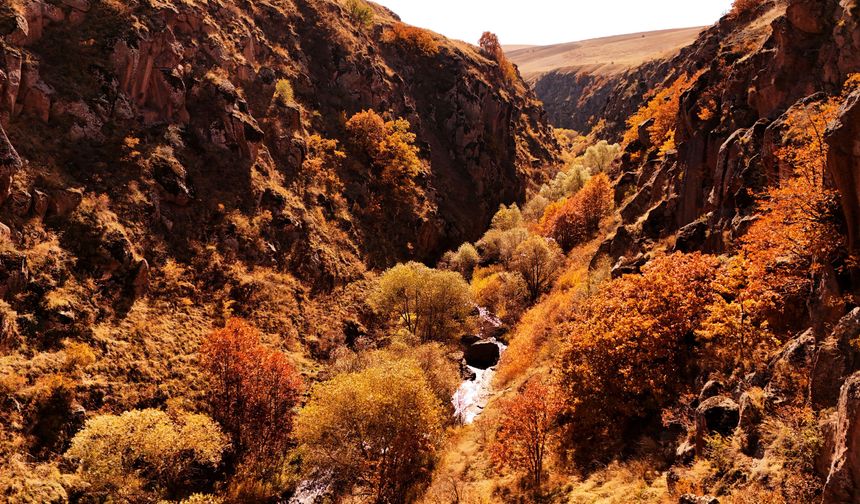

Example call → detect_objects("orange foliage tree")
538 173 613 251
491 378 563 491
558 253 720 461
740 97 843 325
479 31 518 85
346 109 425 217
623 73 699 153
199 318 303 472
382 22 440 57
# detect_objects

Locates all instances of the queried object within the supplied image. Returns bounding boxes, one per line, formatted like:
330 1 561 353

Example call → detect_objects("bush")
65 409 227 501
296 361 443 502
199 319 303 473
368 262 472 341
538 164 590 203
538 173 613 251
623 73 700 153
490 203 524 231
273 79 294 106
382 22 440 57
730 0 764 18
472 268 529 322
344 0 373 28
346 109 424 214
512 235 564 303
579 141 622 174
445 242 480 280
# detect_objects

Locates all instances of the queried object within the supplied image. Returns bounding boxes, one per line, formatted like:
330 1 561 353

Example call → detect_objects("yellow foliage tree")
296 361 443 503
65 409 227 501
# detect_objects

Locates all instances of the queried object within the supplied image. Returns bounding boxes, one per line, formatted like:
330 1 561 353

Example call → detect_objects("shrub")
296 361 443 503
199 319 303 473
730 0 764 18
491 378 563 491
472 268 529 322
740 98 843 326
63 340 96 372
382 22 440 57
538 164 590 203
511 235 564 302
273 79 294 106
558 253 720 462
445 242 480 280
538 173 613 251
368 262 472 341
65 409 227 501
344 0 373 29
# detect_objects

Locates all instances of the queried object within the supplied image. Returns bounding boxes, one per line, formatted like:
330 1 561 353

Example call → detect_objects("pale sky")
375 0 734 46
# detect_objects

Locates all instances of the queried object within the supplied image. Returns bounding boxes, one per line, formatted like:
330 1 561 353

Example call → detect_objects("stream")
289 307 505 503
452 306 507 424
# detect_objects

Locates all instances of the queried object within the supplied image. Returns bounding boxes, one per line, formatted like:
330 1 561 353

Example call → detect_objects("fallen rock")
464 340 500 370
48 188 83 218
0 250 28 299
737 391 764 456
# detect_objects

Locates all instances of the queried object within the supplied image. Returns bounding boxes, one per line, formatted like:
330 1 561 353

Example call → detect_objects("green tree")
296 362 443 503
512 235 564 302
369 262 472 341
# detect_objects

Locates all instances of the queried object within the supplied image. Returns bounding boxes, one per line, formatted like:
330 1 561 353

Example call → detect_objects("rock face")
0 0 559 273
585 0 860 275
823 372 860 502
826 88 860 269
811 309 860 408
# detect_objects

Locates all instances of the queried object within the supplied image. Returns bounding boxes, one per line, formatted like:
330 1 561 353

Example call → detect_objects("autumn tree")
198 319 303 473
740 97 843 326
479 31 518 85
476 226 530 265
346 110 425 217
296 361 443 503
65 409 227 501
623 73 700 154
580 140 622 173
538 173 613 251
441 242 481 280
490 203 524 231
368 262 472 341
558 253 720 462
491 378 563 491
512 235 564 302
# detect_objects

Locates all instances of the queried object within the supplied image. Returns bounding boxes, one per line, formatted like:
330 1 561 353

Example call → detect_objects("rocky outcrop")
826 88 860 265
695 396 739 454
823 372 860 502
811 309 860 408
0 124 20 205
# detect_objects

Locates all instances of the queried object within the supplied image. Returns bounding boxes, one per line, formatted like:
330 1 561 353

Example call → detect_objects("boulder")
823 372 860 502
48 188 83 218
695 396 739 455
674 220 708 253
9 189 31 216
737 391 764 456
464 340 500 370
638 117 655 148
698 380 724 402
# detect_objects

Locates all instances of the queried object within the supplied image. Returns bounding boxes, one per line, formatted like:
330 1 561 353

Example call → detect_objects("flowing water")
452 307 507 424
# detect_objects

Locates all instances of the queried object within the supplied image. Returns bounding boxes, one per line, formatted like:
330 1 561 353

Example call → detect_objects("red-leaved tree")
199 318 303 473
